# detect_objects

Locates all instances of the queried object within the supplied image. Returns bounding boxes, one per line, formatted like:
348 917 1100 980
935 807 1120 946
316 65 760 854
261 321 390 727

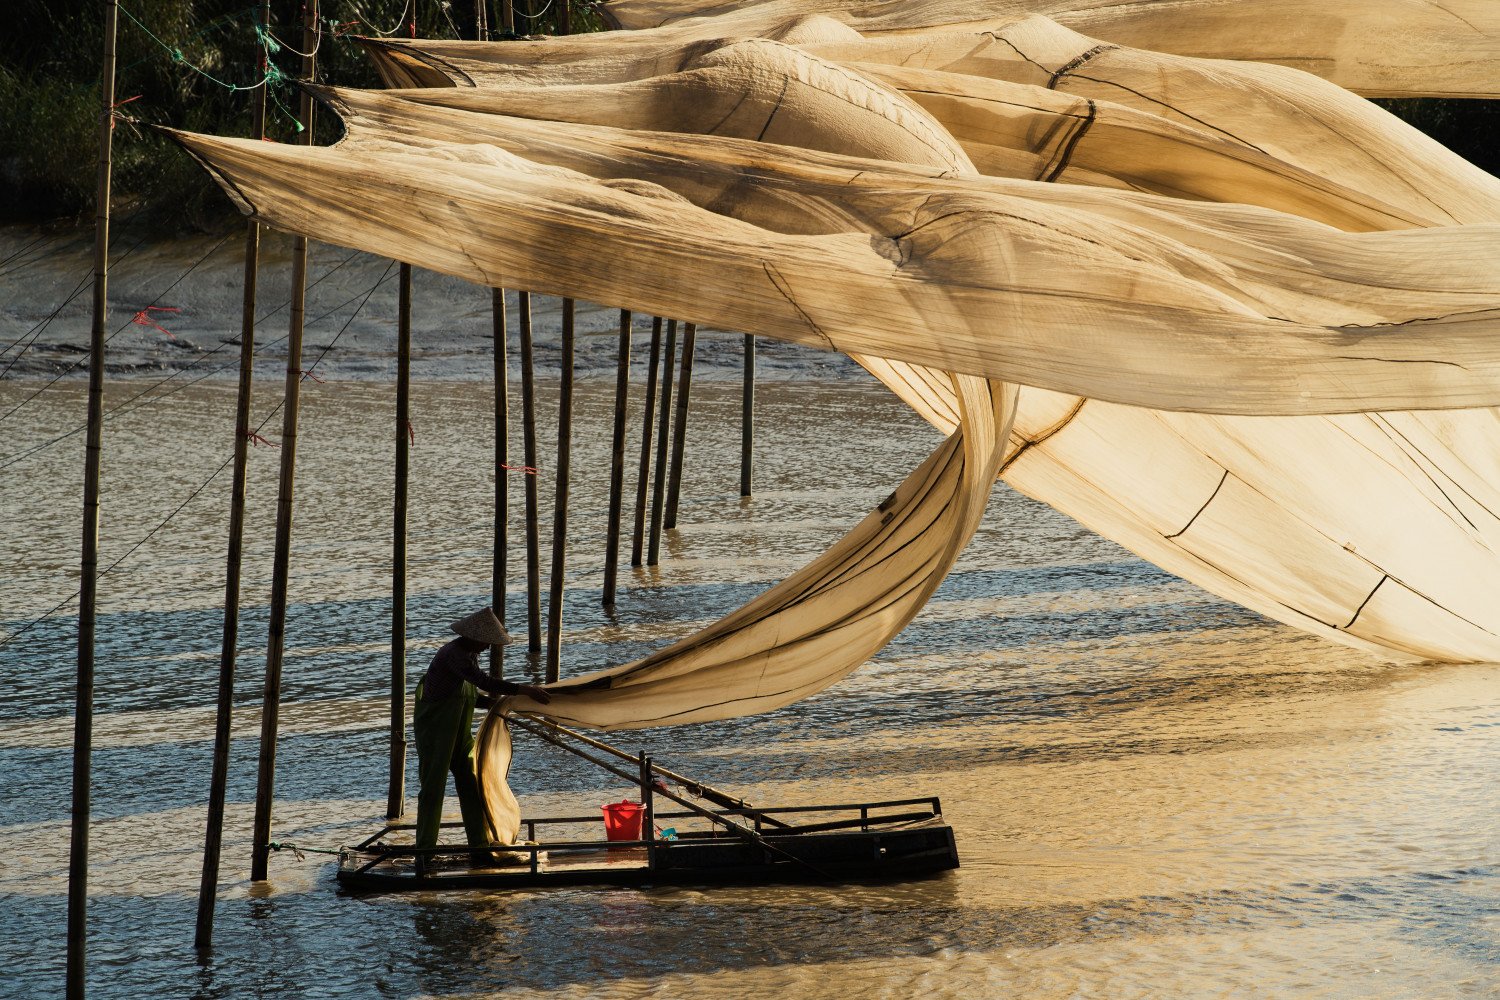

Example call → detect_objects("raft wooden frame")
339 713 958 891
335 797 959 892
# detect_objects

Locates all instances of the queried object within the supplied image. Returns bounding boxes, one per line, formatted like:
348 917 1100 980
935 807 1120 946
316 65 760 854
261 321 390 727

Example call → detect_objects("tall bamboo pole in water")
664 324 696 530
69 1 118 992
478 0 507 678
387 264 412 819
558 0 571 35
602 310 632 606
500 0 514 33
195 0 270 952
630 317 663 566
741 334 754 497
519 293 542 652
491 288 509 676
647 320 678 565
546 300 576 681
251 0 318 883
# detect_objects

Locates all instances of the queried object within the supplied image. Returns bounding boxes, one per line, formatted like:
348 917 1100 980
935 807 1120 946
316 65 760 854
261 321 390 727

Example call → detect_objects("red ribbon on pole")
405 419 415 446
245 430 279 448
501 463 539 475
109 94 142 130
132 305 181 338
297 369 326 384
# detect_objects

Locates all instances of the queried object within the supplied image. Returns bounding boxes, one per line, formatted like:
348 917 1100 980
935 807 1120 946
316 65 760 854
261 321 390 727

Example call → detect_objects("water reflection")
0 378 1496 999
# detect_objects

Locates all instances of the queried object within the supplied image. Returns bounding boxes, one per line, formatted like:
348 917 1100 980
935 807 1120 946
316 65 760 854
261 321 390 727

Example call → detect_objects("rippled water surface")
2 356 1497 998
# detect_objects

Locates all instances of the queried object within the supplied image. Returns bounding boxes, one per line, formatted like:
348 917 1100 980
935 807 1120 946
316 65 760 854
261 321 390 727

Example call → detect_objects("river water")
1 238 1497 998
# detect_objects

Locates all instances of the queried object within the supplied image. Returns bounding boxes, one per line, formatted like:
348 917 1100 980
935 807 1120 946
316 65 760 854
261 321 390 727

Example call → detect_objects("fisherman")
414 607 551 869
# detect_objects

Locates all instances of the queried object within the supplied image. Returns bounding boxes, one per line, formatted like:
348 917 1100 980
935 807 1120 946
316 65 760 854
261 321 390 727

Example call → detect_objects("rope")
0 257 395 470
0 218 151 357
268 840 342 859
115 4 270 77
0 231 235 422
119 5 284 93
0 233 55 270
0 250 372 470
437 0 466 40
0 234 149 378
302 259 396 380
0 259 395 651
0 202 150 286
357 0 416 38
262 18 324 61
0 233 70 277
0 275 94 370
517 0 556 20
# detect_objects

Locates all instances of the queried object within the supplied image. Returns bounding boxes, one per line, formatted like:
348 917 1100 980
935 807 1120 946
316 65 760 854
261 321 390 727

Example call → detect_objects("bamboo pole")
741 334 754 498
194 0 269 952
475 0 487 39
640 750 656 868
251 0 318 882
387 263 412 820
491 288 508 677
663 323 696 530
500 0 514 34
630 317 662 567
68 0 119 992
519 292 542 652
647 320 678 565
509 716 830 877
545 299 575 681
530 716 789 825
602 309 631 607
558 0 570 35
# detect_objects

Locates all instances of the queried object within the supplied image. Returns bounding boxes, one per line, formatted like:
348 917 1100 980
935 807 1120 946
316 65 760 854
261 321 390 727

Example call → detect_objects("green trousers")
413 679 490 850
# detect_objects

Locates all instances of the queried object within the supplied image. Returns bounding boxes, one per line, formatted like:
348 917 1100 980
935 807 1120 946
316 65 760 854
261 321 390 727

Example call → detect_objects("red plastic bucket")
601 800 644 842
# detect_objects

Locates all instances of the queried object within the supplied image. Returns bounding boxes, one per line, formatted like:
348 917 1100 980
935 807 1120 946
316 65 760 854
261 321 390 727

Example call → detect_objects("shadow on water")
4 862 1496 998
1 560 1244 725
3 378 1497 998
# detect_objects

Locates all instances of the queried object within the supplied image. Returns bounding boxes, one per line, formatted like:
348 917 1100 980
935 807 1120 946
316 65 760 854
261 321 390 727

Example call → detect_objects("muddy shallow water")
1 245 1497 998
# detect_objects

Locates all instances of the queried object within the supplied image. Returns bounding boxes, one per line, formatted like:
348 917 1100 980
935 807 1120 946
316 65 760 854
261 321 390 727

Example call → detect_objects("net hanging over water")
172 0 1500 773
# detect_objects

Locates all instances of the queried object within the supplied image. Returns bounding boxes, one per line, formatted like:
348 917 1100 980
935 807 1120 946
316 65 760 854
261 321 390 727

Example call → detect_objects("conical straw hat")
450 607 512 646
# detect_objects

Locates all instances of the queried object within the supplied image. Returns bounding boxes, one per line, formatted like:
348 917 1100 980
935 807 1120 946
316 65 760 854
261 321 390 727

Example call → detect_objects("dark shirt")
421 638 521 702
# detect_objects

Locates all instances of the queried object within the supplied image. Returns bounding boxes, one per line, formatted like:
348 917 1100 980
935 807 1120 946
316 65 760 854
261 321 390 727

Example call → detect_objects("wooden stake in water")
69 0 119 991
387 263 412 820
741 333 755 498
500 0 514 33
630 317 663 567
491 287 509 677
194 0 269 952
546 299 576 682
519 292 542 653
251 0 318 883
664 323 696 530
647 321 679 565
603 310 632 607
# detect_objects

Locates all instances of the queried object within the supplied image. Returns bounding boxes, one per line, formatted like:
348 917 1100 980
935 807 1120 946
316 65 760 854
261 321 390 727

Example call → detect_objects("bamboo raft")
336 717 959 892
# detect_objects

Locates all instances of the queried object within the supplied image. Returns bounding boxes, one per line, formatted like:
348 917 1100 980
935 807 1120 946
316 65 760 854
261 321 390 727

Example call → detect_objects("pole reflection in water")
0 374 1495 999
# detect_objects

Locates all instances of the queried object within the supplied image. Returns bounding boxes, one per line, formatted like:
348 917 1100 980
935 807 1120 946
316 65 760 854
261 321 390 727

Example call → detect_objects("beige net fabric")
326 35 1500 664
504 376 1016 728
172 115 1500 416
600 0 1500 98
172 3 1500 753
474 706 523 843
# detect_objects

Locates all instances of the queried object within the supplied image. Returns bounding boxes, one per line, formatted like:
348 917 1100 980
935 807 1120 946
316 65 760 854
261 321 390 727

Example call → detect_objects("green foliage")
0 0 603 229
